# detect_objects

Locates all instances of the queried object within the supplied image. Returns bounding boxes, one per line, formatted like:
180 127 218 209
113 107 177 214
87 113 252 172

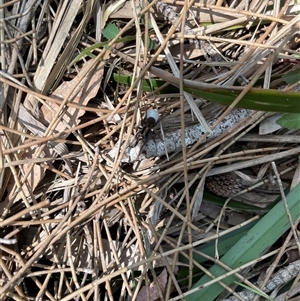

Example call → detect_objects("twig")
120 108 250 162
153 0 220 59
221 260 300 301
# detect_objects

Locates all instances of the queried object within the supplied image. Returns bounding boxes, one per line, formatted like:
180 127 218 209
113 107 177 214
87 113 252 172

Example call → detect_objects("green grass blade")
113 73 300 113
179 219 259 266
184 85 300 113
113 73 177 93
186 183 300 301
70 36 136 66
234 281 276 301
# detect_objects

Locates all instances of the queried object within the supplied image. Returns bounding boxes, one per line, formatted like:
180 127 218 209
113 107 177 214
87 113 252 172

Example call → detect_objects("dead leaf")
169 43 205 59
42 235 144 271
137 269 168 301
291 163 300 190
259 113 283 134
102 0 126 29
40 59 104 137
11 59 104 202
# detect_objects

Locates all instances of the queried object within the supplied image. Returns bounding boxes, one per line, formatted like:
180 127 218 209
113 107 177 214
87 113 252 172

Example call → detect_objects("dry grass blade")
0 1 299 300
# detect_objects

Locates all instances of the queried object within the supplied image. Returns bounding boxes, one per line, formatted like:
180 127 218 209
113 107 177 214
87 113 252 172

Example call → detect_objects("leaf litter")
0 1 299 300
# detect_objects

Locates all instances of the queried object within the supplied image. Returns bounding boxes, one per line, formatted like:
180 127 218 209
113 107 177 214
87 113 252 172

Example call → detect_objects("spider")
130 108 159 147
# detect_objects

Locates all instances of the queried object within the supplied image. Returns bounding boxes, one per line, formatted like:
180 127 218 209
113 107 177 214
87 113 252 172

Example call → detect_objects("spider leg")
129 125 146 148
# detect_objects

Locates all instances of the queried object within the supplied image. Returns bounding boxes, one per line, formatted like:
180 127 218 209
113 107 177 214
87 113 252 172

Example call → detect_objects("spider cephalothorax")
131 108 159 147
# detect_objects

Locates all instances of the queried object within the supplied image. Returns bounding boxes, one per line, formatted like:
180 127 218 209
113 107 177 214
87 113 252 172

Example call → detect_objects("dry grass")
0 1 299 300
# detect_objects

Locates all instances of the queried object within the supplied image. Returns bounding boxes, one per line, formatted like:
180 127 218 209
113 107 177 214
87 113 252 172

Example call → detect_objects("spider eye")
146 109 159 123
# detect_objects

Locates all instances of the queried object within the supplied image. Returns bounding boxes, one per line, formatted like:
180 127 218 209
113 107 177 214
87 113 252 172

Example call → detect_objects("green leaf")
113 73 300 113
70 36 136 66
113 73 178 93
147 37 157 50
283 68 300 84
185 183 300 301
179 219 259 266
277 113 300 129
183 85 300 113
234 282 276 301
102 23 120 40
